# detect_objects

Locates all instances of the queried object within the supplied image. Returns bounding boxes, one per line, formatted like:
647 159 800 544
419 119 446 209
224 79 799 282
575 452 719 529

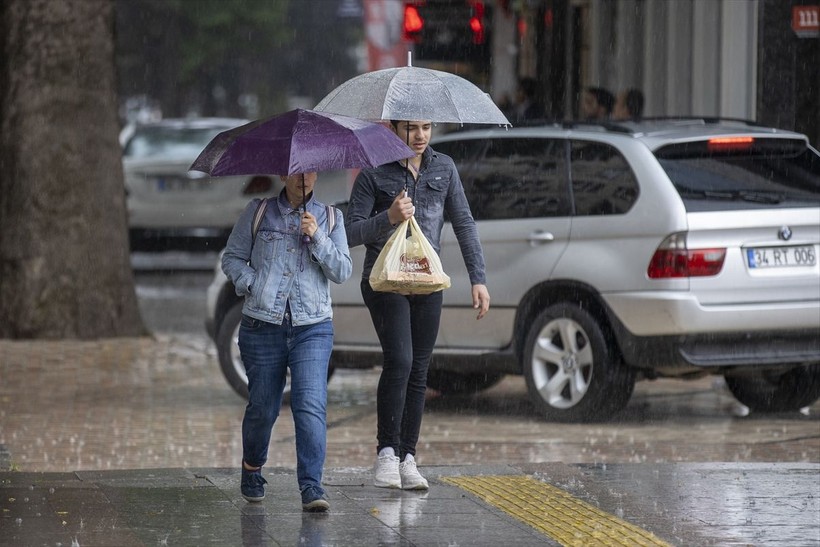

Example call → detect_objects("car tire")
523 303 635 422
426 369 504 395
215 301 335 400
724 364 820 412
216 302 251 399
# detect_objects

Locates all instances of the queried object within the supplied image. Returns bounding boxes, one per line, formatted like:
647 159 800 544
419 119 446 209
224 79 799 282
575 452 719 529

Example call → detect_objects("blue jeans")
239 313 333 492
361 280 443 459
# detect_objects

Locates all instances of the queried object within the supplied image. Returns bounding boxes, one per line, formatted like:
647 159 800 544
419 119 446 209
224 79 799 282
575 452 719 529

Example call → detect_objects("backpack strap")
251 198 269 242
325 204 336 234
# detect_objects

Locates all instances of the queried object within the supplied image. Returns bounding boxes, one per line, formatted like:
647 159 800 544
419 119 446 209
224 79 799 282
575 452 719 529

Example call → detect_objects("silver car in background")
207 118 820 422
122 118 278 243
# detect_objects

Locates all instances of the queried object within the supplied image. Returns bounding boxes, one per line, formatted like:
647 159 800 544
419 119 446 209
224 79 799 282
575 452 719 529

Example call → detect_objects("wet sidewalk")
2 462 819 546
1 335 819 545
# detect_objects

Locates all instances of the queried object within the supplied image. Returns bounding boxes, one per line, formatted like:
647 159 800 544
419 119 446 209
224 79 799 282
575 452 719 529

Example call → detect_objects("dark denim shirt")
345 146 486 285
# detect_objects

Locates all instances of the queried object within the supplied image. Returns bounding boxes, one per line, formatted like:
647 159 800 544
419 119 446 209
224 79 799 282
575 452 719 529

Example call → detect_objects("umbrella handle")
302 174 311 244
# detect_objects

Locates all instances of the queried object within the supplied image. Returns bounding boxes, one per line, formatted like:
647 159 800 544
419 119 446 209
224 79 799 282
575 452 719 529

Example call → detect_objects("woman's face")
282 172 317 201
613 92 629 120
581 91 600 119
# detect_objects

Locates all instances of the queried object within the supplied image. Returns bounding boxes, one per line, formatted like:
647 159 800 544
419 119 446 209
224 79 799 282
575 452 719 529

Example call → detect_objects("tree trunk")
0 0 145 338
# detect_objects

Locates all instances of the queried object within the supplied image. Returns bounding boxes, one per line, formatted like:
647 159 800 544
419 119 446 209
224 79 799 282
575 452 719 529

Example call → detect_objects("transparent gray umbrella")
314 57 510 126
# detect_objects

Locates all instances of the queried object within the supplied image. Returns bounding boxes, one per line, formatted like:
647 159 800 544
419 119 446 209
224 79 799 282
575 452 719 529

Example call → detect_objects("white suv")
206 118 820 422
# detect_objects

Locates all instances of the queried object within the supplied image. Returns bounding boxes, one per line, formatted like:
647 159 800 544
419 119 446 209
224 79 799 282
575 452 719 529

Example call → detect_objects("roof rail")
502 118 636 134
561 120 635 134
523 116 766 130
441 116 769 135
637 116 763 127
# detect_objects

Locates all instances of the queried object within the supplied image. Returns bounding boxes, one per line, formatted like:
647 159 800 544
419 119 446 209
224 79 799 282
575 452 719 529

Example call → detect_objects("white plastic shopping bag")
369 216 451 295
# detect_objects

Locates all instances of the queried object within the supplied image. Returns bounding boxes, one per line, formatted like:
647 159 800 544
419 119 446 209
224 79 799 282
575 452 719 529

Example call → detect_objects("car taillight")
647 233 726 278
243 176 273 195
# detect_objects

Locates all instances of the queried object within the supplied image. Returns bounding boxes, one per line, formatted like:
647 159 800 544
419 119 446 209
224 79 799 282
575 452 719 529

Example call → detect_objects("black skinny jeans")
361 280 443 459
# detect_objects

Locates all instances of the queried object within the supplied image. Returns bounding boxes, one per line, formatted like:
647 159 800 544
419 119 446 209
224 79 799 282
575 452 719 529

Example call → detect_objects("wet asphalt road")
132 250 219 334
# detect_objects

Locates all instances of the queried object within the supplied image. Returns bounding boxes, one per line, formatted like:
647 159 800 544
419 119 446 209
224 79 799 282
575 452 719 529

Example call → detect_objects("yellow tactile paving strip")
443 475 673 547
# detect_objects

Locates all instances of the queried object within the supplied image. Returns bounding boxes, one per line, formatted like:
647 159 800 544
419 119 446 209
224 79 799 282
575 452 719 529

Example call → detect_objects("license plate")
746 245 816 269
154 176 209 192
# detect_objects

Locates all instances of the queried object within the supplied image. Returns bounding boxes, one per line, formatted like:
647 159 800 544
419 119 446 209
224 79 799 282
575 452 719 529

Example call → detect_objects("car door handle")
528 231 555 245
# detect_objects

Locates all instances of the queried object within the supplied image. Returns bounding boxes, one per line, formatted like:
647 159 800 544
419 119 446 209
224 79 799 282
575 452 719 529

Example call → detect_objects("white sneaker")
399 454 429 490
374 448 401 488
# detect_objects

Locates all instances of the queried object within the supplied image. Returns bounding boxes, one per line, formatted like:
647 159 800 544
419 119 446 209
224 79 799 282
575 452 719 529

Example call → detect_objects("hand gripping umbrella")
313 54 511 126
190 108 415 242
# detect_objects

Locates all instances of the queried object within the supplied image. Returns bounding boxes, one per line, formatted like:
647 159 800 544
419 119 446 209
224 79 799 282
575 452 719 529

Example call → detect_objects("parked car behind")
122 118 278 245
207 118 820 422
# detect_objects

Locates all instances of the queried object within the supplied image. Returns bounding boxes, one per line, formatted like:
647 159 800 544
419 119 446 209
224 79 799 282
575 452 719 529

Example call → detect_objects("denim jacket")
222 191 352 326
345 146 486 285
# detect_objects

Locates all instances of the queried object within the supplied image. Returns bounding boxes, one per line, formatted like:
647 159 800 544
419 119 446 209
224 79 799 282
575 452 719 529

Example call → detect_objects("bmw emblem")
778 226 792 241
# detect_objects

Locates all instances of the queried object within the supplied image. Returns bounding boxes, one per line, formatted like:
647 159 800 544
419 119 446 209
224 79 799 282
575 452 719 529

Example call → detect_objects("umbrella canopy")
189 108 415 177
314 65 511 126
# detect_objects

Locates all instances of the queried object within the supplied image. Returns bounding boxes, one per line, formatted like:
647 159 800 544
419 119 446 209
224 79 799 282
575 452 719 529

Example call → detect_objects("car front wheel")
216 302 250 399
215 301 335 400
725 364 820 412
523 303 635 422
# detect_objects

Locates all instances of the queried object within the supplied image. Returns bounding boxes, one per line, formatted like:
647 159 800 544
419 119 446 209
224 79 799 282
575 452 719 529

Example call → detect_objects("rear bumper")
611 326 820 374
604 291 820 335
130 227 232 239
603 292 820 373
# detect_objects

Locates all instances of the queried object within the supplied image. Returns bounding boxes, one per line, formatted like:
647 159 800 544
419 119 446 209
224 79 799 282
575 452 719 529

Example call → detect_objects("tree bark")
0 0 145 338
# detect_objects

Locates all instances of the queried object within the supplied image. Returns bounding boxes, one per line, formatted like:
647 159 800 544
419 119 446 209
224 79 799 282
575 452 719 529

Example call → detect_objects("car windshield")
655 138 820 211
123 126 225 159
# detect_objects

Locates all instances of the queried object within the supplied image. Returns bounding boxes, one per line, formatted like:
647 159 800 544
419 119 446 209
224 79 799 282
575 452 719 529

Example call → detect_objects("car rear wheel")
425 369 504 395
724 364 820 412
523 303 635 422
216 301 335 400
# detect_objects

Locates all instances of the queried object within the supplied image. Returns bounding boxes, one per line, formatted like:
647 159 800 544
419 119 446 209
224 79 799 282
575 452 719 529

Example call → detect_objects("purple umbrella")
189 108 415 177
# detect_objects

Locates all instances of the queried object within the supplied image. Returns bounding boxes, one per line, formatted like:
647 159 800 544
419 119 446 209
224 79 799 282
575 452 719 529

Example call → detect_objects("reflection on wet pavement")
0 334 818 473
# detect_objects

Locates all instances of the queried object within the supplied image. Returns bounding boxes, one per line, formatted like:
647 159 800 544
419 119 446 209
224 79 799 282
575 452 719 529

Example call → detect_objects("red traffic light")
469 1 485 44
404 4 424 42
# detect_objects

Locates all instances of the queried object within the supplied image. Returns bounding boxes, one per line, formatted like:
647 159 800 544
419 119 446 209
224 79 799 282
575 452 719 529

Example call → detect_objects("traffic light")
403 3 424 40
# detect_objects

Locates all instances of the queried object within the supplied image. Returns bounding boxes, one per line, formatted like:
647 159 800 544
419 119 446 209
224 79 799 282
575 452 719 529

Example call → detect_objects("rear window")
655 138 820 211
123 126 226 159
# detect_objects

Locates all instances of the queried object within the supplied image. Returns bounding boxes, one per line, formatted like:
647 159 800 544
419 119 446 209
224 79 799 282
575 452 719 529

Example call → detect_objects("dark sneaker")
241 467 267 502
301 485 330 512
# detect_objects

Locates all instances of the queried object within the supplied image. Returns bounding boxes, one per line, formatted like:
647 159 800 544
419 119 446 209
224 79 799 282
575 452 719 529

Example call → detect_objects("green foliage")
165 0 292 85
115 0 361 119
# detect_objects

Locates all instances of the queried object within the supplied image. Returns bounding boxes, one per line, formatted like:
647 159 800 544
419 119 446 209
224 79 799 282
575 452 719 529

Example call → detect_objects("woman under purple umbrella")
193 108 412 511
221 171 352 512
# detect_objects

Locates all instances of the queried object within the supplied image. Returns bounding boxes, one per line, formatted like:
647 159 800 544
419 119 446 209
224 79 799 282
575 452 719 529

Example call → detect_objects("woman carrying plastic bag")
345 119 490 492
